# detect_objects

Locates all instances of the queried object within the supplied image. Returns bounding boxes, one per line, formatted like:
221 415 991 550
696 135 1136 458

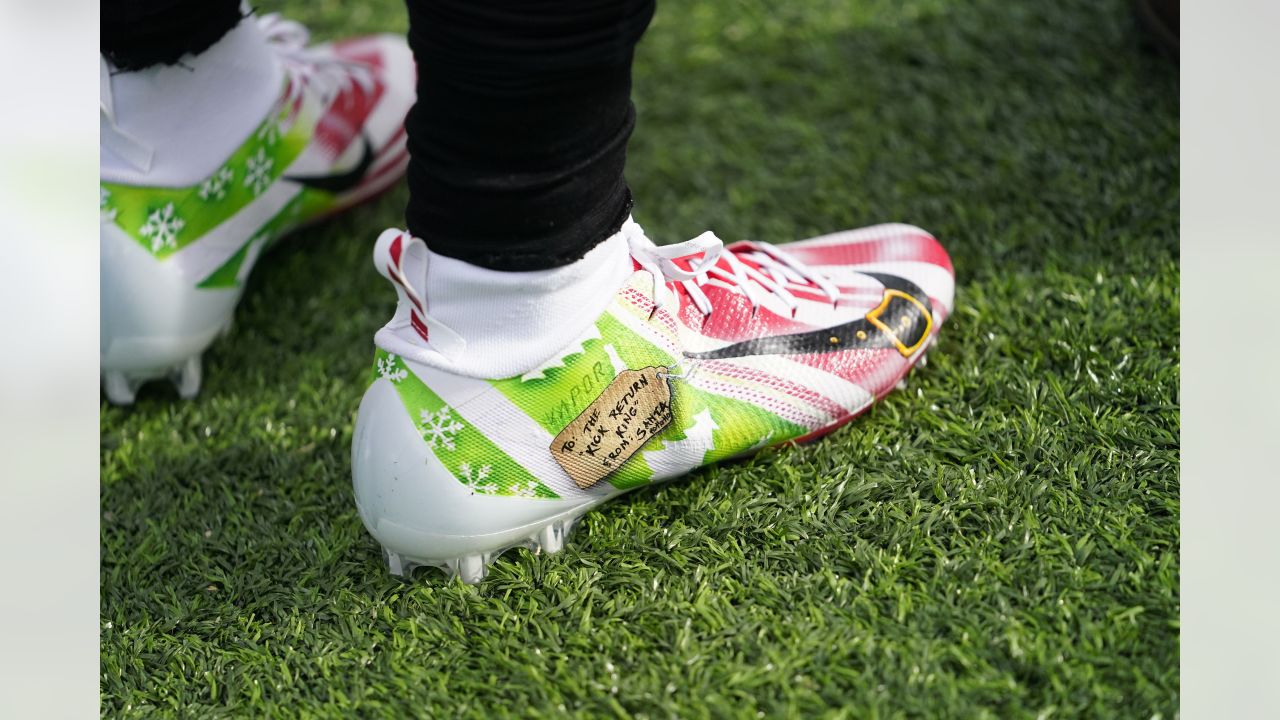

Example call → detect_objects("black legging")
100 0 654 271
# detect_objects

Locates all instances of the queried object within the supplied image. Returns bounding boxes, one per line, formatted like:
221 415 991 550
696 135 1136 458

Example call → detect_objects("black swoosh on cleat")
284 132 376 193
683 272 935 360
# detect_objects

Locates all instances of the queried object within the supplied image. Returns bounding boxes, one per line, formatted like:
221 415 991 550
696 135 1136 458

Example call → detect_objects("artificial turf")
100 0 1179 716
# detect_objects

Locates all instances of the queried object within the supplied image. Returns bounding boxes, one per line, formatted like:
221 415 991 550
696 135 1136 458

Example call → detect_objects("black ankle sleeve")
102 0 245 71
403 0 655 270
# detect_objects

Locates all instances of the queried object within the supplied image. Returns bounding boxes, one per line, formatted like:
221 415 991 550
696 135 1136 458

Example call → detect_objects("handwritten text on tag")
550 367 674 488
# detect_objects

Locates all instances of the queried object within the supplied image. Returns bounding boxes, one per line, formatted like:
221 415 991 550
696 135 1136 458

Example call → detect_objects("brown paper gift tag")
550 366 674 489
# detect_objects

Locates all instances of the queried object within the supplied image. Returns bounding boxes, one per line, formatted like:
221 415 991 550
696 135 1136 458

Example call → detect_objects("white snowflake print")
457 462 496 494
243 148 274 196
376 354 408 383
138 202 185 252
507 478 540 498
99 187 116 222
420 406 464 451
198 167 234 202
256 117 282 146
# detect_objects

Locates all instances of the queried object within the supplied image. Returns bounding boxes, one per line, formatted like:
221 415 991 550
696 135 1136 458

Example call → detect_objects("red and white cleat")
351 219 954 582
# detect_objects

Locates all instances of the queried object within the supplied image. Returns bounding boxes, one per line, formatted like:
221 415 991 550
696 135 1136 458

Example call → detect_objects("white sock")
419 219 642 379
100 14 283 187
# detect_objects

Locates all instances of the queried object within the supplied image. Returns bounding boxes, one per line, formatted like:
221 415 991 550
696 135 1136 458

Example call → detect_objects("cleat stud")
919 353 929 367
456 554 488 584
539 521 566 555
385 548 408 577
895 378 908 391
103 372 138 406
172 355 203 400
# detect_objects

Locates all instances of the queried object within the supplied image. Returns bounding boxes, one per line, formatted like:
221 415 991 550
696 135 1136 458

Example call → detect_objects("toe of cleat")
383 516 582 584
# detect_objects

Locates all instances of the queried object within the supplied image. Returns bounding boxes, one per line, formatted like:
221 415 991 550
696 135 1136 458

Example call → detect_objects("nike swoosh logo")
284 133 376 193
683 272 935 360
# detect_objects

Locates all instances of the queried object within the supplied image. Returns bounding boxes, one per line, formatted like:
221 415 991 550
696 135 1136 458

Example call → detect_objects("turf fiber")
100 0 1179 716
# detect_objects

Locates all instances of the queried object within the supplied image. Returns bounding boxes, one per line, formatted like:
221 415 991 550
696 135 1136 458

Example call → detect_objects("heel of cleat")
355 378 609 583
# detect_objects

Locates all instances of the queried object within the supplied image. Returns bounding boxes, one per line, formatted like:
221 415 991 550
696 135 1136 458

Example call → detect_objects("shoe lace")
628 232 841 319
257 13 375 109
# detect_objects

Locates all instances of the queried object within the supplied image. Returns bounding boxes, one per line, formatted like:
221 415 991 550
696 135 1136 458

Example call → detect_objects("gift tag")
550 366 674 489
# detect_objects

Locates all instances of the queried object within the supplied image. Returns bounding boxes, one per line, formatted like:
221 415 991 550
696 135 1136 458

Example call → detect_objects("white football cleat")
100 14 414 404
352 220 955 582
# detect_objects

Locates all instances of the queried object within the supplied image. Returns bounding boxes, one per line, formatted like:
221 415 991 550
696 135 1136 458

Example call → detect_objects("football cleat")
100 15 414 404
352 220 954 583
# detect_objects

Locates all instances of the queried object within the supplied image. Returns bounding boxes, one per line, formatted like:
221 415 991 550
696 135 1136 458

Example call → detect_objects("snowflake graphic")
99 187 116 222
507 479 540 498
419 407 464 451
138 202 185 252
256 117 282 146
376 354 408 383
243 148 274 196
198 167 234 202
457 462 496 494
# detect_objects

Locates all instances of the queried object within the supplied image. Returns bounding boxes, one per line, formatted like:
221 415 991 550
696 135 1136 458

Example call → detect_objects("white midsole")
352 379 621 561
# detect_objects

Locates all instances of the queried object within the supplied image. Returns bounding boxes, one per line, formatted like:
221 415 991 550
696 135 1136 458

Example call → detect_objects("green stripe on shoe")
374 350 561 500
488 313 676 432
607 328 808 468
196 187 335 289
486 310 804 490
486 311 678 490
100 87 314 259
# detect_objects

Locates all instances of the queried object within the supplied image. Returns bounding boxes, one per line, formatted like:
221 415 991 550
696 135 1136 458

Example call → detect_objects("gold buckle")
866 289 933 357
